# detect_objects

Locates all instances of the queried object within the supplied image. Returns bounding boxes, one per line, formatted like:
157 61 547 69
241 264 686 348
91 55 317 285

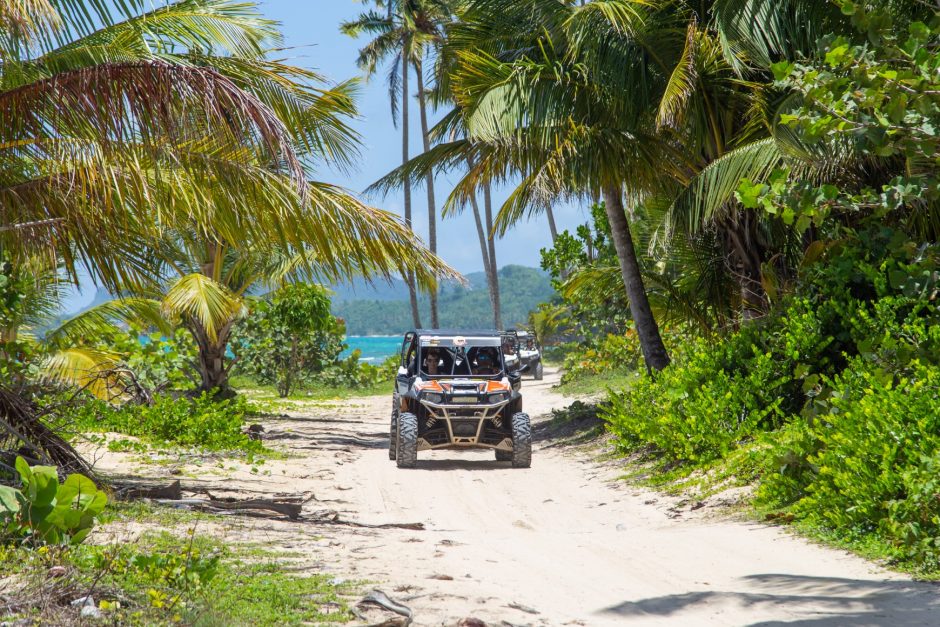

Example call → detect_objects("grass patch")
554 369 637 396
66 394 275 459
0 528 355 625
235 377 393 405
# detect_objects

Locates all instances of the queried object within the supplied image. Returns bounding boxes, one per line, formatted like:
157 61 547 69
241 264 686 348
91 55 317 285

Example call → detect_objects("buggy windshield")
419 336 502 377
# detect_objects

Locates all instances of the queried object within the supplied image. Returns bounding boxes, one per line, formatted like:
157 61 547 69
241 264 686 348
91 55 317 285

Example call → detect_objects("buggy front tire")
389 395 399 460
511 412 532 468
396 412 418 469
534 361 544 380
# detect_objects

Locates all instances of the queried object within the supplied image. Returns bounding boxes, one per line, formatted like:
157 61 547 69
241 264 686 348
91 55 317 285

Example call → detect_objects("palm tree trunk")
402 50 422 329
190 320 235 398
416 60 439 328
545 204 559 243
601 185 670 372
483 183 503 329
469 189 499 327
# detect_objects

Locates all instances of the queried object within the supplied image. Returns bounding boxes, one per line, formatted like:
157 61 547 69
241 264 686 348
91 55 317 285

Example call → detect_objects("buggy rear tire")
396 412 418 469
495 449 512 462
511 412 532 468
534 361 544 380
389 394 399 460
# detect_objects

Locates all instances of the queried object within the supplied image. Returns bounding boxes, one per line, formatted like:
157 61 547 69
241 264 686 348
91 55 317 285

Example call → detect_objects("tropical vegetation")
0 1 453 619
362 0 940 574
2 0 940 620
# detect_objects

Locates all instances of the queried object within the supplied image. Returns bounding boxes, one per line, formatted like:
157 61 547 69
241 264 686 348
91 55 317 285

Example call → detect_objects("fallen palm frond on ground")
0 386 93 481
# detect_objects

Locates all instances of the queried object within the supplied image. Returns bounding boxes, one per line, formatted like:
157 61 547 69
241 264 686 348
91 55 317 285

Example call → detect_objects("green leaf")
736 179 767 210
25 465 59 508
0 485 20 516
771 61 796 82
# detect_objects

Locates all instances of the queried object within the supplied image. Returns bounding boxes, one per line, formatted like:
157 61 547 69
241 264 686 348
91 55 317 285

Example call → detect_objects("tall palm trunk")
483 183 502 329
545 204 559 243
469 189 500 328
602 185 670 372
402 50 422 328
416 60 439 328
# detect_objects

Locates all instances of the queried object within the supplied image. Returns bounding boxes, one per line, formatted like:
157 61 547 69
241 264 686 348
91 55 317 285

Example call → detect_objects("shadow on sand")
599 573 939 626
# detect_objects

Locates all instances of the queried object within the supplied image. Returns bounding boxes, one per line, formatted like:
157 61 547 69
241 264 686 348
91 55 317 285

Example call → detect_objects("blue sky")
65 1 588 311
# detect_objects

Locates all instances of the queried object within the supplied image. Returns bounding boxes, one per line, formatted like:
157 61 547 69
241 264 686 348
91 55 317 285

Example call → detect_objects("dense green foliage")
333 265 553 334
604 227 940 571
101 328 198 393
65 394 261 454
233 284 341 397
0 458 106 547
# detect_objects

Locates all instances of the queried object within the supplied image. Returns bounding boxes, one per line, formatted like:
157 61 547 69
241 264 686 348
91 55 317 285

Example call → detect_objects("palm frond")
162 273 244 342
42 346 123 400
667 137 782 234
44 296 169 347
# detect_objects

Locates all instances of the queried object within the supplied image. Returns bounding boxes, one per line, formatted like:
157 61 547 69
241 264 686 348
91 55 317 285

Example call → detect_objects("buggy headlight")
488 393 508 403
424 393 443 403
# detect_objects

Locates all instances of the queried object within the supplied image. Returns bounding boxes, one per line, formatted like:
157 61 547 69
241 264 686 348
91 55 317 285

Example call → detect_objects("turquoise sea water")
341 336 402 363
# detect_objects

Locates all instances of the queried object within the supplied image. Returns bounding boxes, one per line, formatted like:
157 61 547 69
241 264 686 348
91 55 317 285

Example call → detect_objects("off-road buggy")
389 330 530 468
503 330 544 380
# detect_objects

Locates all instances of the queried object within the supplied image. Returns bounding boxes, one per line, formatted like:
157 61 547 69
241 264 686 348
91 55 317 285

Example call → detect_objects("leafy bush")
797 361 940 570
601 228 940 571
0 457 107 546
319 353 398 389
561 332 641 383
99 328 198 392
233 284 343 398
68 394 261 453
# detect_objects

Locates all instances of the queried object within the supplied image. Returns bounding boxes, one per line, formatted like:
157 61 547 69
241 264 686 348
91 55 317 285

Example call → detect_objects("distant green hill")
332 265 554 335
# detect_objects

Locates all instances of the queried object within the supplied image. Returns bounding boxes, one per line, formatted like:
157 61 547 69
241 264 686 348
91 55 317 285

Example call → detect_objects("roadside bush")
67 394 260 453
561 332 642 384
796 361 940 570
0 457 107 546
604 336 786 462
232 284 343 398
319 353 398 389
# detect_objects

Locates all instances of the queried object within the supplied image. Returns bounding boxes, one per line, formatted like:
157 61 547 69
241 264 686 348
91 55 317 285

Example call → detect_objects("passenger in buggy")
472 347 500 376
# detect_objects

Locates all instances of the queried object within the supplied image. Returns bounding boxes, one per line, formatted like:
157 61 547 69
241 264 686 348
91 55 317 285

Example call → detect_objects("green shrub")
97 327 198 392
68 394 261 453
315 353 398 390
795 361 940 570
561 332 642 384
232 284 342 398
603 337 786 463
0 457 107 546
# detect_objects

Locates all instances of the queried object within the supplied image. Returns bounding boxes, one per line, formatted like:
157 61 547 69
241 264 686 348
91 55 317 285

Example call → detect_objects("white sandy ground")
86 368 939 626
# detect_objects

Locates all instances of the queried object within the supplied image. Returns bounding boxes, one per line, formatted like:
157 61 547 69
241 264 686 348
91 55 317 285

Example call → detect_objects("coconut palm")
45 185 458 397
342 0 455 329
0 0 458 397
373 0 683 370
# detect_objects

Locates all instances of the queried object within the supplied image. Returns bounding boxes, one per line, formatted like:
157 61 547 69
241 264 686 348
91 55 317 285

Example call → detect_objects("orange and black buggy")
390 330 530 469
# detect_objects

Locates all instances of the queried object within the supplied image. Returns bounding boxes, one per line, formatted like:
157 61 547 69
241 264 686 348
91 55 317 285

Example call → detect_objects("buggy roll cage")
399 331 513 379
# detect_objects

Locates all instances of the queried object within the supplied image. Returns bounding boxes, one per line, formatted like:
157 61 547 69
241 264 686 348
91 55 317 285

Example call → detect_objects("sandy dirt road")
93 368 938 626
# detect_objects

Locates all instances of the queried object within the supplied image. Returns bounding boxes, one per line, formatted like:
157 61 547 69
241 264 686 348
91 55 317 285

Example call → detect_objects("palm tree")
0 0 458 397
45 188 458 397
374 0 681 370
343 1 454 329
